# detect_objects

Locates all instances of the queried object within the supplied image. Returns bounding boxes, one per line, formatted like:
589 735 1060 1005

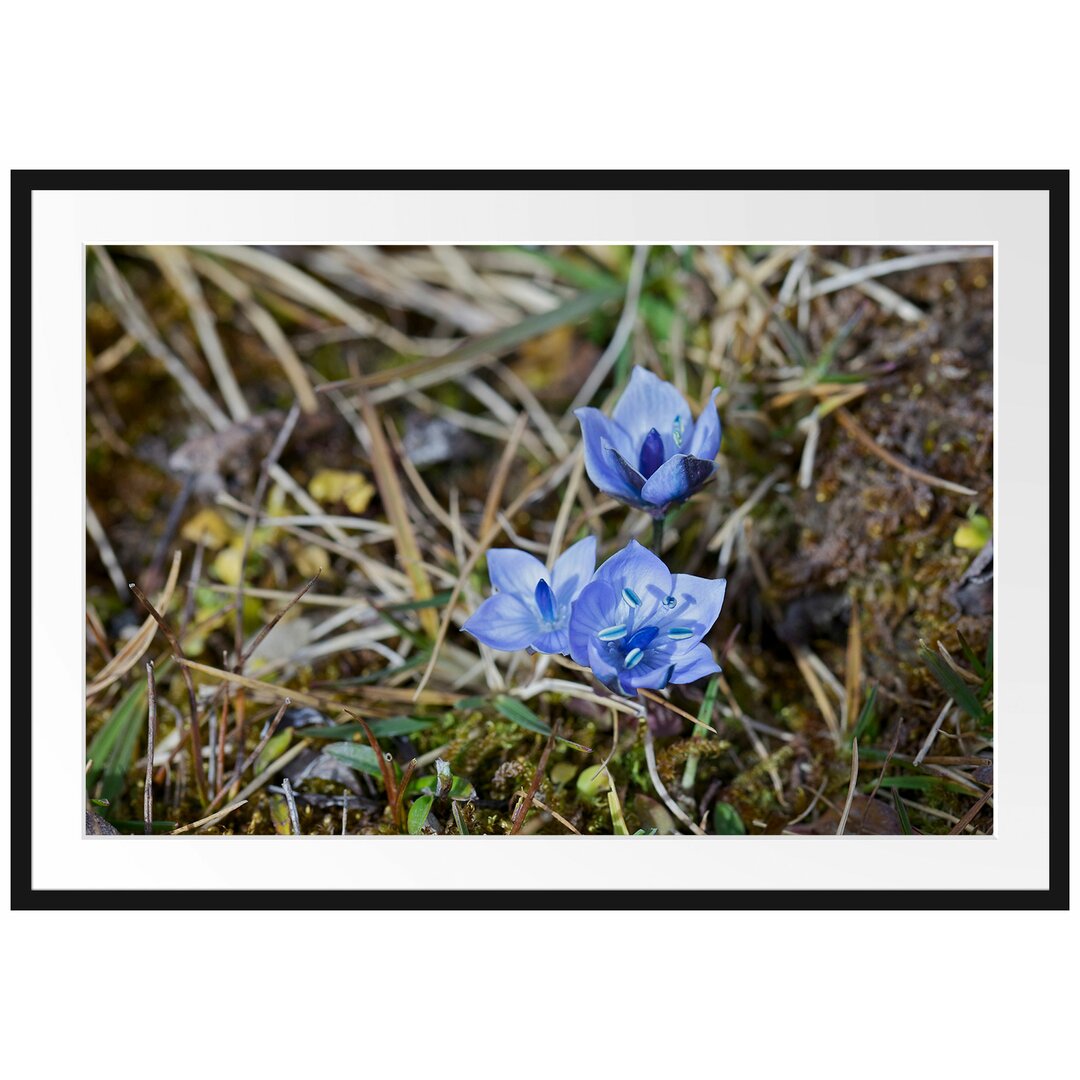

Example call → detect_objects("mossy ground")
85 245 993 837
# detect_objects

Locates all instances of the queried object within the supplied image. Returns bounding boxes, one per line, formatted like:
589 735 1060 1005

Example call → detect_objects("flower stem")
651 516 665 555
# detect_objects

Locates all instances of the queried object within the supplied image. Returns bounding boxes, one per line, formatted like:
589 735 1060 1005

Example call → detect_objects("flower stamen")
626 625 659 650
534 579 557 623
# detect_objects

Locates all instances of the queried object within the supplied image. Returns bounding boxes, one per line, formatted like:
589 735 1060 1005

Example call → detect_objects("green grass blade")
494 696 551 736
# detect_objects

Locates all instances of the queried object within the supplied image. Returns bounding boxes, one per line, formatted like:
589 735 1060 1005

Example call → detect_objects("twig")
706 466 785 552
179 528 207 636
836 737 860 836
85 499 129 599
87 552 183 699
785 777 830 828
129 581 209 800
281 777 302 836
412 467 554 699
202 698 292 817
530 797 581 834
178 659 323 708
834 407 978 497
357 393 439 638
856 720 904 835
545 451 585 572
843 595 862 737
479 413 529 542
227 739 311 809
93 245 230 432
170 800 248 836
642 723 706 835
144 661 157 835
235 403 302 661
239 570 322 670
509 723 558 836
807 247 992 301
150 246 251 422
913 701 953 767
948 785 994 836
638 689 717 733
189 251 318 414
86 606 112 661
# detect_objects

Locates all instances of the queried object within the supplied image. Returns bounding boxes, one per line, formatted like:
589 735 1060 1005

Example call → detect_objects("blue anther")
597 624 628 642
667 626 694 640
534 579 557 623
626 625 659 651
623 648 645 669
638 428 665 478
622 587 642 608
672 415 684 448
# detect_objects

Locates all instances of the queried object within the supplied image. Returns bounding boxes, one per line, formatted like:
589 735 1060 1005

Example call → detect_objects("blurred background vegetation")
85 244 993 837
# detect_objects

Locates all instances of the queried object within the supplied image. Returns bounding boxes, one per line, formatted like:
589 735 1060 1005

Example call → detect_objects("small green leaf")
405 774 476 800
956 631 987 679
407 795 434 835
919 644 988 723
384 591 453 612
853 684 879 742
86 678 149 808
892 789 913 835
954 514 991 551
494 696 551 735
324 742 383 777
255 729 293 774
698 674 721 729
712 801 746 835
453 695 489 713
303 716 434 740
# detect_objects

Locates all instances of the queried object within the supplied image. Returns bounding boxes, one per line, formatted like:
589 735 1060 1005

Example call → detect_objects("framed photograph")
10 170 1067 909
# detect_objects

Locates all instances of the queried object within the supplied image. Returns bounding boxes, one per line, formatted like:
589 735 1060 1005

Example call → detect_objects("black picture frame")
10 169 1069 911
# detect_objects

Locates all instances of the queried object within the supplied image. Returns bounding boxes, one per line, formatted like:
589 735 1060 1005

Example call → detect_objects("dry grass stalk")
357 392 439 638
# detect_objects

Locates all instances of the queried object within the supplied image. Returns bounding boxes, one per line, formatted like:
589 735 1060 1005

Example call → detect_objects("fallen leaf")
180 508 232 550
308 469 375 514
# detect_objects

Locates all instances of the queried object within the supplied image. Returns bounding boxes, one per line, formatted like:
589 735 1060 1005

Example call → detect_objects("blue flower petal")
612 366 693 455
619 640 679 693
639 454 716 509
576 407 640 501
532 626 571 655
686 388 722 462
665 574 727 645
602 442 647 500
486 548 547 598
567 580 621 667
461 592 542 651
551 534 597 608
586 635 622 686
593 539 673 611
668 642 722 685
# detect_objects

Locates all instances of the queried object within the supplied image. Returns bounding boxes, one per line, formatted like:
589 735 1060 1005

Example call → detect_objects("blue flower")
462 535 597 655
575 365 722 517
568 540 726 695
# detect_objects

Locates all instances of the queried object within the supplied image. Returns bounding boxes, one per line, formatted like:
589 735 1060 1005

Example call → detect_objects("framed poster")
9 170 1067 908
